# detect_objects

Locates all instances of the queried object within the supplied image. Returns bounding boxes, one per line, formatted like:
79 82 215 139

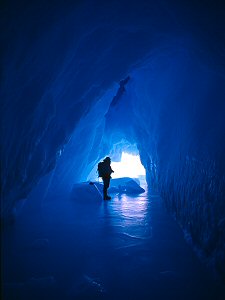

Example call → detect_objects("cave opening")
87 138 146 182
110 152 146 180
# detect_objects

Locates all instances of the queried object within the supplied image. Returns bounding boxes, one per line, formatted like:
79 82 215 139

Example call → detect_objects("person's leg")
103 178 107 198
103 177 111 200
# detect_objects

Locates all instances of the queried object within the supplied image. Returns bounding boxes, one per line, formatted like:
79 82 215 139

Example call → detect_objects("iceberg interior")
1 0 225 299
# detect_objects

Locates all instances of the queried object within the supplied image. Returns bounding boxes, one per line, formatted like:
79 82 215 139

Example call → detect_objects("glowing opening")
111 152 146 179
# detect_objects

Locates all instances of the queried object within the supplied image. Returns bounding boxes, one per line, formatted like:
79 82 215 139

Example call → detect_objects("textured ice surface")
2 184 225 300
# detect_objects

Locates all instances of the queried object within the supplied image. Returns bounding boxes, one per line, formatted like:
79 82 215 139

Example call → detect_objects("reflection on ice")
99 192 152 243
3 182 224 300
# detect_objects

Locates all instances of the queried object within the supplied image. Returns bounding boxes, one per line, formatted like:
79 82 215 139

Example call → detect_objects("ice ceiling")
1 0 225 280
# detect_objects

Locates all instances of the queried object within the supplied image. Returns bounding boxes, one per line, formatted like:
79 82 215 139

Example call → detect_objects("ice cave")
1 0 225 299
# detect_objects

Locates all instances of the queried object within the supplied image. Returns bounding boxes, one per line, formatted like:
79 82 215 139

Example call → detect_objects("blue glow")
2 0 225 298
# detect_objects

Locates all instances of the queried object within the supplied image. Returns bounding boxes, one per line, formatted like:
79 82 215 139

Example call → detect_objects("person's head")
104 156 111 164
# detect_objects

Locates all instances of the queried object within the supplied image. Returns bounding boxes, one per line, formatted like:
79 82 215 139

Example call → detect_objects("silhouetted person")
98 157 114 200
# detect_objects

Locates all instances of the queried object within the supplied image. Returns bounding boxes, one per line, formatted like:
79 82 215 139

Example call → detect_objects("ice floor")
2 183 225 300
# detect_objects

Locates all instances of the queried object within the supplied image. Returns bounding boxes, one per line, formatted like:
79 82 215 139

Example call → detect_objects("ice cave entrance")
111 152 146 181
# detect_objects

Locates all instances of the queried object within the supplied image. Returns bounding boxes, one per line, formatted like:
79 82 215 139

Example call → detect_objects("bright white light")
111 152 146 179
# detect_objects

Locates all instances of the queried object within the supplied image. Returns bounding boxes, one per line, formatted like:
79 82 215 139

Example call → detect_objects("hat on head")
104 156 111 162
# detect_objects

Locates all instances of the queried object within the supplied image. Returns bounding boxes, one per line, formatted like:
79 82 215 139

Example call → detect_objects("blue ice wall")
1 0 225 280
1 0 179 213
127 53 225 280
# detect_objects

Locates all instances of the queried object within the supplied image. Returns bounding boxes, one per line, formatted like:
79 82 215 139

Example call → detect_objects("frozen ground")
2 183 225 300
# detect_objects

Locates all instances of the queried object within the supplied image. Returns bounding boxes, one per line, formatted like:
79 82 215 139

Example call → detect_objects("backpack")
97 161 106 177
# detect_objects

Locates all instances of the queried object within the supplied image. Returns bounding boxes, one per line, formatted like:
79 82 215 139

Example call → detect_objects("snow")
108 177 145 194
